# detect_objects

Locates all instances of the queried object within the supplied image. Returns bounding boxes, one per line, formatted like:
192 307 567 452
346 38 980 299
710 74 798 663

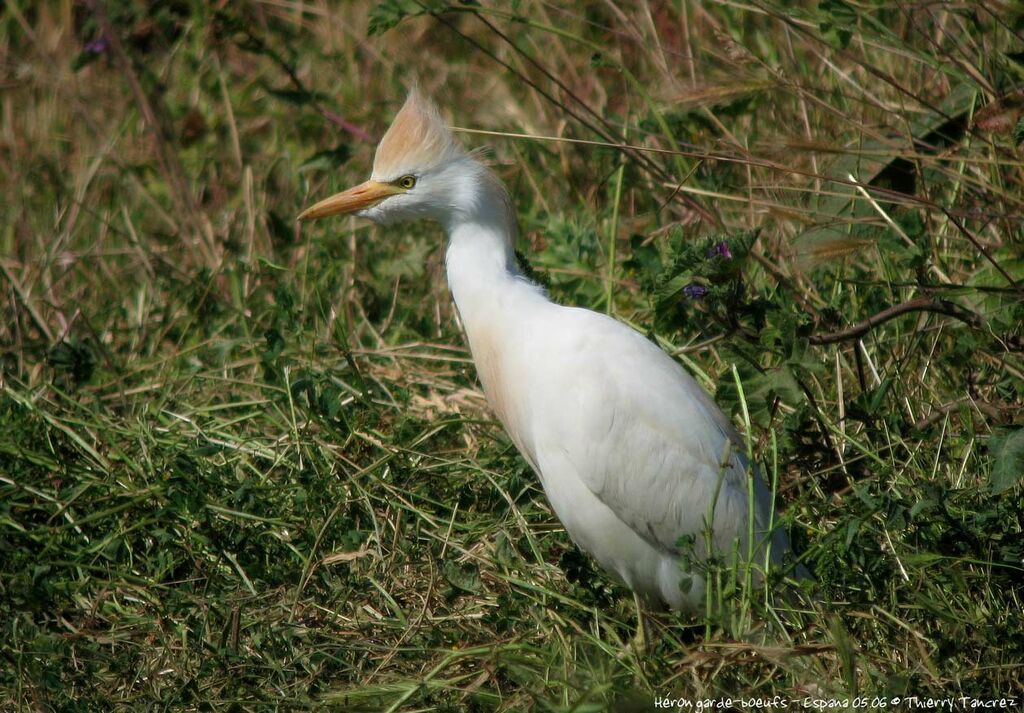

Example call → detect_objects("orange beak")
297 180 401 221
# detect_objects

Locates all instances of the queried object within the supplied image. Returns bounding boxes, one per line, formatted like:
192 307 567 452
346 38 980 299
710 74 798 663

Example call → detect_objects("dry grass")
2 1 1023 709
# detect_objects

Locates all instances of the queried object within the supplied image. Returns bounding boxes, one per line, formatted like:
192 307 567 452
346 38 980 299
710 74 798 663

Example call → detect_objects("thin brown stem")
809 296 983 345
913 397 1006 430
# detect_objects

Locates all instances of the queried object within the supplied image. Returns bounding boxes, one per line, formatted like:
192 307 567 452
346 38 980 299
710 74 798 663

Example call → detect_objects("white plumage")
300 89 799 612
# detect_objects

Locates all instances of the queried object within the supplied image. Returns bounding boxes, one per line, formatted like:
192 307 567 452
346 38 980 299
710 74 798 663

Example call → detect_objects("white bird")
299 89 801 613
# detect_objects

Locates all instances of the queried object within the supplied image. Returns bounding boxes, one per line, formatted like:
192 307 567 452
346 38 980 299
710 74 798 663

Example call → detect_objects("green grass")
2 0 1023 709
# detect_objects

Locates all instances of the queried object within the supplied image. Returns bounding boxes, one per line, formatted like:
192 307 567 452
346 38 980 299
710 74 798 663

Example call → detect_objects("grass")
2 0 1023 709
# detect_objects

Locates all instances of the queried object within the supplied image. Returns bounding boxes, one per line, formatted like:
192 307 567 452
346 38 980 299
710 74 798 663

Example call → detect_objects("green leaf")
866 377 894 415
265 87 318 107
72 49 103 72
368 0 423 36
257 255 289 271
442 560 481 593
818 0 856 49
717 362 804 428
989 428 1024 493
299 144 351 173
376 237 432 279
798 84 977 272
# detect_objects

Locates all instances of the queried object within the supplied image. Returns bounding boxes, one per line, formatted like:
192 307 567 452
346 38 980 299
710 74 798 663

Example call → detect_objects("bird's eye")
397 175 417 190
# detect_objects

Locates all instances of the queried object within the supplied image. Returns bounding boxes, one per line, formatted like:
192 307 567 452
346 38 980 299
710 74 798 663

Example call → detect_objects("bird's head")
299 88 504 232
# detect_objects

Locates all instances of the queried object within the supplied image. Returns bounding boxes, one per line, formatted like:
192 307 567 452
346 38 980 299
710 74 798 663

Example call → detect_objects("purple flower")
707 240 732 259
682 284 708 300
84 37 109 54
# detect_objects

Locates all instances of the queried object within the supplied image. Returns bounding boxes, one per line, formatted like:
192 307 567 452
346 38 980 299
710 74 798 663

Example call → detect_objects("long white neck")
442 166 548 466
443 168 535 326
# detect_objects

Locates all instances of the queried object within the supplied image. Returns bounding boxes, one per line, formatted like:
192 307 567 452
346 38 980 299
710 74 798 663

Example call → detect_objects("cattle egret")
299 89 802 613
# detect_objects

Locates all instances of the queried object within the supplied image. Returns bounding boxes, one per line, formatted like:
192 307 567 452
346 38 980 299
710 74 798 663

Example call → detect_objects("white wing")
522 306 788 565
